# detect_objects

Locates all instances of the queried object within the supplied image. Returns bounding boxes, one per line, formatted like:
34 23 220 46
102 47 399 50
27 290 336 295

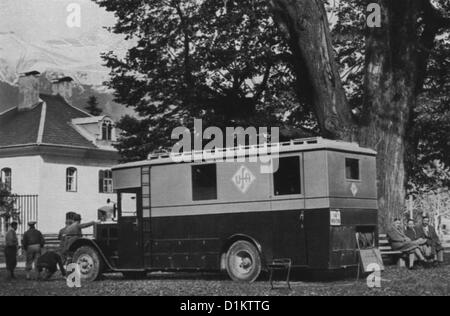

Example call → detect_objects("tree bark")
358 0 421 230
270 0 356 140
270 0 425 231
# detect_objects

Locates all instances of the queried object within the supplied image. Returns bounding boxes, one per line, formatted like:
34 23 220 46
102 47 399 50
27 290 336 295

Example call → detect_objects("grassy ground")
0 265 449 296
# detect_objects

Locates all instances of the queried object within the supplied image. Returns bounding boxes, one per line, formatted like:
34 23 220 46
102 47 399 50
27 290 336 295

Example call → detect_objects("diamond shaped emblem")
350 183 359 197
232 166 256 194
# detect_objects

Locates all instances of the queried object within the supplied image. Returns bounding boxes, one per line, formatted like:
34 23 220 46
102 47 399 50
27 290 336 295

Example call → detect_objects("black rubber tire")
72 246 103 283
225 240 262 283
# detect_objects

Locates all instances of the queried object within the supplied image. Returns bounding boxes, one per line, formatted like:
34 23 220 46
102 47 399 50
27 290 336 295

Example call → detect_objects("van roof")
112 137 377 170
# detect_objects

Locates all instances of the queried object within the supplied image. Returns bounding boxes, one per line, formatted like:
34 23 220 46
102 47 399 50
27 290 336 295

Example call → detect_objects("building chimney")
52 76 74 101
18 71 41 111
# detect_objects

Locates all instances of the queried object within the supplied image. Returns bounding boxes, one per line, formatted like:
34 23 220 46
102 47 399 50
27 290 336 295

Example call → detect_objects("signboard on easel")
359 248 385 272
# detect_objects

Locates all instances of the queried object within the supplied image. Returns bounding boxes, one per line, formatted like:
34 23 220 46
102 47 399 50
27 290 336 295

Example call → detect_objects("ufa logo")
232 166 256 194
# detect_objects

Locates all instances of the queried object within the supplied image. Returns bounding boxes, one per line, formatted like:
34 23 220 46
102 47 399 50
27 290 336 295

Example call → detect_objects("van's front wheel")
72 246 103 282
225 241 261 283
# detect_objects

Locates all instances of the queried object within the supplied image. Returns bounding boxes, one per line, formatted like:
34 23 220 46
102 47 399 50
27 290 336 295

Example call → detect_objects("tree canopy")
96 0 320 161
96 0 450 226
329 0 450 191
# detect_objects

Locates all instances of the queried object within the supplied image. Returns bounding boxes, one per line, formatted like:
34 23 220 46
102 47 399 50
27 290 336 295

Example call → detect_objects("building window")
0 168 12 191
66 167 78 192
101 121 114 141
274 156 301 196
192 164 217 201
99 170 113 193
345 158 360 180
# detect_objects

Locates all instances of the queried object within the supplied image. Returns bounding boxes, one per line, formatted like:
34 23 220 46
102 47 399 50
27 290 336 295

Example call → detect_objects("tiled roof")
0 94 98 149
0 103 42 147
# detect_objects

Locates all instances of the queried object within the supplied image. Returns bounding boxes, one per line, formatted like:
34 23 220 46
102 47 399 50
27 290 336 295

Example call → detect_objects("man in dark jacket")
416 216 444 264
22 221 45 280
36 251 66 280
4 221 18 280
387 218 428 269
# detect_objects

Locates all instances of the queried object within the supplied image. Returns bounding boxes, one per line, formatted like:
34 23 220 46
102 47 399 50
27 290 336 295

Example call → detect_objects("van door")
118 188 143 269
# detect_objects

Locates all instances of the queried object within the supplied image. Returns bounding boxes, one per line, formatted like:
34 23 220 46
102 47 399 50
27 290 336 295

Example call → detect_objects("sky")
0 0 117 43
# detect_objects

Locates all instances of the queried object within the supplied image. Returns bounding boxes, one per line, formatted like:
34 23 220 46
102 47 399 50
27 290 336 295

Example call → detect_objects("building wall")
0 154 117 234
0 155 42 194
39 155 116 234
0 156 42 236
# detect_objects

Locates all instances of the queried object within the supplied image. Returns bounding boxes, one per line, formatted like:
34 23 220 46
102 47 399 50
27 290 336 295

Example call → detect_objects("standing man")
417 215 445 265
22 221 45 280
4 221 18 280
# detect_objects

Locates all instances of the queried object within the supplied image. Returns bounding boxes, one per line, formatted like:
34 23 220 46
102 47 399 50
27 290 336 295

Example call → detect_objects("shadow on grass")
100 267 361 284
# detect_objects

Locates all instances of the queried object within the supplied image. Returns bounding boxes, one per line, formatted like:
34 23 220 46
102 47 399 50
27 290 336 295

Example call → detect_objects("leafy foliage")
329 0 366 113
96 0 310 160
0 183 19 230
408 29 450 191
331 0 450 192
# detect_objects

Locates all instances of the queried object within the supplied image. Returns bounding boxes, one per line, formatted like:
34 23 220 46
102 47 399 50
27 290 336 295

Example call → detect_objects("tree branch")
254 60 273 101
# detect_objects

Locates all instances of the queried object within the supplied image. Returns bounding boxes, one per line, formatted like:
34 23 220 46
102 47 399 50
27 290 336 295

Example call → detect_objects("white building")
0 72 120 234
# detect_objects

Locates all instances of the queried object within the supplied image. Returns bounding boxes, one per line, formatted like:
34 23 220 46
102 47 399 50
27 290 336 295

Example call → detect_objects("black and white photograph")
0 0 449 302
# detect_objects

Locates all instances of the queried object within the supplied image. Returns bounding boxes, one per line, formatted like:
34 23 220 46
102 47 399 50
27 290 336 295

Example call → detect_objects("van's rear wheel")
72 246 103 282
225 241 261 283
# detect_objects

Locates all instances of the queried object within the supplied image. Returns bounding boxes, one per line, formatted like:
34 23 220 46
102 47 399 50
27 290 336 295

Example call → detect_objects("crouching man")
37 251 66 281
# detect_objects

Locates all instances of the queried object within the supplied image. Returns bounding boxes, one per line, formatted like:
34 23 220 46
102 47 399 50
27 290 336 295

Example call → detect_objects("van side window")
345 158 360 180
274 156 301 196
192 164 218 201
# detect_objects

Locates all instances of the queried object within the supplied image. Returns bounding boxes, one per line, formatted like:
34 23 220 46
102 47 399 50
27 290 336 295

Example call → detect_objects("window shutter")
99 170 104 193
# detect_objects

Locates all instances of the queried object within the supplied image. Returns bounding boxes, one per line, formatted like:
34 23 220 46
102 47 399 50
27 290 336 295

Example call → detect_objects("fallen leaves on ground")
1 265 449 296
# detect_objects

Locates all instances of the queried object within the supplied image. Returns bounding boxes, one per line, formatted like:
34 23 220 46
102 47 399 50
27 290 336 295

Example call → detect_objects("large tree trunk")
358 0 421 230
271 0 423 231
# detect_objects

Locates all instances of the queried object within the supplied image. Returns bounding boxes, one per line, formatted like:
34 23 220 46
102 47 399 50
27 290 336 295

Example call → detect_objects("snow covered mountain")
0 32 134 120
0 31 128 88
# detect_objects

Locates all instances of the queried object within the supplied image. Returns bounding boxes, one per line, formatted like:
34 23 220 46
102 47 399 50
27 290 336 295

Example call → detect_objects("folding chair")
269 258 292 290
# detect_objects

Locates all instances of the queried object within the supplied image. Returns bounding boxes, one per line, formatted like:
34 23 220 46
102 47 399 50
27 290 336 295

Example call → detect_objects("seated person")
405 219 430 256
37 251 66 280
387 218 427 269
416 215 445 264
59 219 74 247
